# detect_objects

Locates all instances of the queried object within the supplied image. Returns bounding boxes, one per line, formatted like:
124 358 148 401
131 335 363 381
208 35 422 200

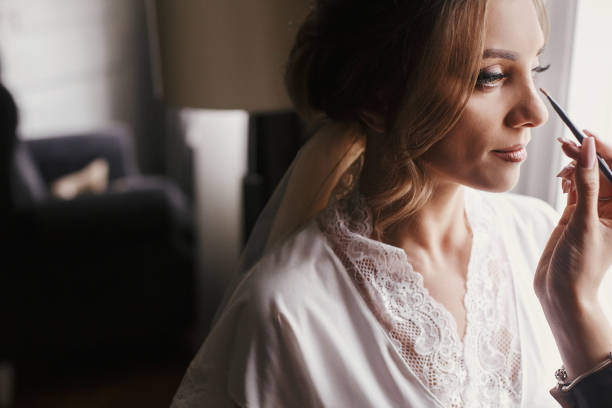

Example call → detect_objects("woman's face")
421 0 548 192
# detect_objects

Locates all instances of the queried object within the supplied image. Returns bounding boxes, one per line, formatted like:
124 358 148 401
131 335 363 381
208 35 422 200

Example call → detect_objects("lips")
492 145 527 163
492 144 525 153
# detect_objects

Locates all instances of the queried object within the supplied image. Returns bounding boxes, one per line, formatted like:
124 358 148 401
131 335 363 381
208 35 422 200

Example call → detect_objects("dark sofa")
1 83 195 371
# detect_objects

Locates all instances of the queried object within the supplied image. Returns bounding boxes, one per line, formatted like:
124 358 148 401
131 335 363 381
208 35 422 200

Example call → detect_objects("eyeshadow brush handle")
540 88 612 185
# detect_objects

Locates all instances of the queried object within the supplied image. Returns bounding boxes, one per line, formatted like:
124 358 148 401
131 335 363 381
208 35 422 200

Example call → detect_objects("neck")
359 138 471 261
385 183 469 254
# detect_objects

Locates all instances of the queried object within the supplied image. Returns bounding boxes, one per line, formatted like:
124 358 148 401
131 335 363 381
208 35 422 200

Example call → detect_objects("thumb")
574 136 599 221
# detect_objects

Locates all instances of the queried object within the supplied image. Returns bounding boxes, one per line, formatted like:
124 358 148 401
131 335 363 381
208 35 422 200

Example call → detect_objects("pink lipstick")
492 145 527 162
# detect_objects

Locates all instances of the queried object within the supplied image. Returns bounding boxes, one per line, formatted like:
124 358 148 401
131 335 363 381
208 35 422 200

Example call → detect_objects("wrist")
537 277 599 321
541 294 612 378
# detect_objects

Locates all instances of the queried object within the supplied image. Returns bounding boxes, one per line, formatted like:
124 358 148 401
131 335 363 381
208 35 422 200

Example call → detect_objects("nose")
505 80 549 129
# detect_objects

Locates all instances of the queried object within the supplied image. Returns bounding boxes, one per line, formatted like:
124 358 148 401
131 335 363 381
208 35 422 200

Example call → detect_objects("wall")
180 109 248 339
0 0 164 172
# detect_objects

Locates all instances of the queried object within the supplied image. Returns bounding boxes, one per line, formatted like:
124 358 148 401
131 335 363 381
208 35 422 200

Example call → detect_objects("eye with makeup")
475 64 551 90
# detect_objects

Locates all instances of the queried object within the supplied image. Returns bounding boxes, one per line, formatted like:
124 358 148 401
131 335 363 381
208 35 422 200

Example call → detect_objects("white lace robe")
171 188 562 407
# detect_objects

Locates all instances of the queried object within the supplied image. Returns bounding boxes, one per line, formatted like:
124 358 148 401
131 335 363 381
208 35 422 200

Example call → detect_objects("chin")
471 168 521 193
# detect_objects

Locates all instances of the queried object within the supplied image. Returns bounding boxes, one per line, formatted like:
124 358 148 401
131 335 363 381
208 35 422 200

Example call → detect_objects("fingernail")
556 167 569 179
583 129 597 138
557 136 580 147
556 163 576 178
557 136 572 144
562 179 570 193
581 136 596 169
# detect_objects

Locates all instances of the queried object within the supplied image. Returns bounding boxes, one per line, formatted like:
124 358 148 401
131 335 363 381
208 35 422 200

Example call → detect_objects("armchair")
1 83 195 371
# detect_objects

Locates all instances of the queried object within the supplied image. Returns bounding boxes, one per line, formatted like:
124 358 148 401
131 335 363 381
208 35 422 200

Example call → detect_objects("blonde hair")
286 0 549 237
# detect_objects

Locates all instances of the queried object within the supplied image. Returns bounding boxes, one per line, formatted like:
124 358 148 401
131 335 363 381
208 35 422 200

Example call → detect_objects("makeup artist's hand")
535 132 612 379
543 132 612 295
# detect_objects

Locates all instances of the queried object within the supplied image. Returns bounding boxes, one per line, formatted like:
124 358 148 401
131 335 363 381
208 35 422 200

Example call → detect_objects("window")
511 0 578 208
549 2 612 209
567 1 612 320
567 2 612 143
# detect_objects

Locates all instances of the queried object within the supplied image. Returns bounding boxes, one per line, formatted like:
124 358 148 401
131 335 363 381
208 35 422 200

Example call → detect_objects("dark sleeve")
550 364 612 408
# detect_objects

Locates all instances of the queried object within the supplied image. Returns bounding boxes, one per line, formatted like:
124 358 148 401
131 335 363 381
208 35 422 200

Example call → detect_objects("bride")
172 0 612 406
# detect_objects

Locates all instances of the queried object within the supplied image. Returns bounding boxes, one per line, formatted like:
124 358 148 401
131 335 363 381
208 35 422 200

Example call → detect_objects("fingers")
583 130 612 194
534 204 576 296
556 161 576 179
584 129 612 159
557 135 612 199
556 161 576 194
558 130 612 161
573 136 600 222
557 138 579 196
558 137 581 160
568 188 577 206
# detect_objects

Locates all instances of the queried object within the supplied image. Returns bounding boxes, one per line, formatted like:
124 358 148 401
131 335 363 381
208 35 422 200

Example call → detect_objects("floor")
11 351 191 408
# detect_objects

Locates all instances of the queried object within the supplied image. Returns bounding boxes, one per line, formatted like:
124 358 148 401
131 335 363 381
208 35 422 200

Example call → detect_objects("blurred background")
0 0 610 407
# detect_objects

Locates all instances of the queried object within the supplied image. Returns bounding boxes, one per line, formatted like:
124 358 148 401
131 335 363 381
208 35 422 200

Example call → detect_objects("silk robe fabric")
171 188 562 408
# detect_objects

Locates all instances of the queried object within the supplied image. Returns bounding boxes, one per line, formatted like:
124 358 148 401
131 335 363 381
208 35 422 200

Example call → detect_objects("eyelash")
476 64 551 89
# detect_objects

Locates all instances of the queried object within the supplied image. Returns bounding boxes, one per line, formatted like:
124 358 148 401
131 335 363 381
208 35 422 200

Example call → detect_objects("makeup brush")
539 88 612 185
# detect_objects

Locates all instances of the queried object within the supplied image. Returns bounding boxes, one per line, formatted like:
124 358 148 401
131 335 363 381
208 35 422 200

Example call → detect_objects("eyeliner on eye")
532 64 551 73
476 70 507 88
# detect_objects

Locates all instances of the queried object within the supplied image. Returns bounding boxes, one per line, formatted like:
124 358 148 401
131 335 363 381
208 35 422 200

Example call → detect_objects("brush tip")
539 87 550 98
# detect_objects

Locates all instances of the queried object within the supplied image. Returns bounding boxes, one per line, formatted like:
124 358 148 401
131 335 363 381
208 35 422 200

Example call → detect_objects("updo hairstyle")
285 0 548 235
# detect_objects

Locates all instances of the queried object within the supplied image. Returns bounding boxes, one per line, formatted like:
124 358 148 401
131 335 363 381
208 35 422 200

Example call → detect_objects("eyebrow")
483 46 546 60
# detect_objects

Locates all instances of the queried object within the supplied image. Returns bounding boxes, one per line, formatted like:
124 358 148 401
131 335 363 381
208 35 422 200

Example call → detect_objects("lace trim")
319 190 521 407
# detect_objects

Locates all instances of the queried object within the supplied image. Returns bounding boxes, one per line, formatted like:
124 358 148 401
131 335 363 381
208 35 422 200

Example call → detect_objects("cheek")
425 115 495 167
419 99 522 190
445 99 510 159
458 103 504 144
421 135 477 179
464 94 510 135
420 103 516 190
